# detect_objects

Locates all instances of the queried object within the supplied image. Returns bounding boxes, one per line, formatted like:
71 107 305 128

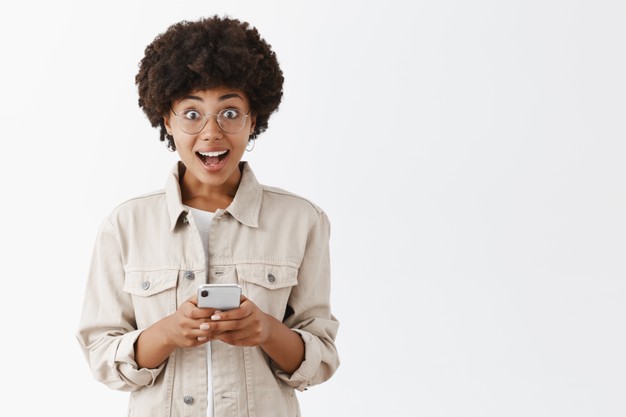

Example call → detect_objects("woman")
77 15 339 417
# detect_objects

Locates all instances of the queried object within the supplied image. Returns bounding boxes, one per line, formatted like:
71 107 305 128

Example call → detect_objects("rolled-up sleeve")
76 218 164 391
275 211 340 390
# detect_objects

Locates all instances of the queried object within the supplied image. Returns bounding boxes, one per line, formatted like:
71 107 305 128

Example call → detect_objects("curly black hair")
135 15 284 149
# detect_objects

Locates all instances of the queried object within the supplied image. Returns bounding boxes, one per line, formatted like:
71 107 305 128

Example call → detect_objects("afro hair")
135 15 284 148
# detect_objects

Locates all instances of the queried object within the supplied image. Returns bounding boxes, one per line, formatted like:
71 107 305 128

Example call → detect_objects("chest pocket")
236 264 298 321
123 270 179 329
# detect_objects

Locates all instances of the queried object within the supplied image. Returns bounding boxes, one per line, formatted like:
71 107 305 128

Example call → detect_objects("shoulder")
112 188 165 211
106 189 167 224
258 184 331 234
240 161 326 218
261 185 325 216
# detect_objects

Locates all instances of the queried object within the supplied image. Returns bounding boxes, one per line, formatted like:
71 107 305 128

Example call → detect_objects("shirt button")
267 273 276 283
182 215 189 225
142 281 150 290
184 271 195 280
183 395 194 405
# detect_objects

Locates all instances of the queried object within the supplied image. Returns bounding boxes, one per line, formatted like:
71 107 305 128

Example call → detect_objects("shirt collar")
165 161 262 231
165 162 187 231
226 161 262 228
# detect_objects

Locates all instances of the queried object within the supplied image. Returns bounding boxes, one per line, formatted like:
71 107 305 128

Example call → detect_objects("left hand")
200 295 274 346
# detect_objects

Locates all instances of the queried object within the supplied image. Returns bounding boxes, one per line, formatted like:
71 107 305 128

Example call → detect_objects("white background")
1 1 624 416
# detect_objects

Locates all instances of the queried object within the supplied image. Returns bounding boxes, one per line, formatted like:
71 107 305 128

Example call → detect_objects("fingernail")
211 315 221 321
199 323 210 331
197 336 207 341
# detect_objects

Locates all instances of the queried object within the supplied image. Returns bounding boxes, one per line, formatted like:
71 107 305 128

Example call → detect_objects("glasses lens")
179 110 205 134
175 109 247 134
217 109 246 134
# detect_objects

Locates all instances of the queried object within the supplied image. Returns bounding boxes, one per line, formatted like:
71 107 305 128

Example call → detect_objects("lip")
196 147 230 172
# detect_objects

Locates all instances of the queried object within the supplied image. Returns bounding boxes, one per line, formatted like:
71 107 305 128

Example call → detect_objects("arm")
134 322 176 370
76 219 160 390
76 219 214 388
204 211 340 386
278 210 340 388
206 296 305 373
259 314 305 374
135 296 215 369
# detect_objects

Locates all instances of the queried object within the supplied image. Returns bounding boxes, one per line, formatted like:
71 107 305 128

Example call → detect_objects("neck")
180 169 241 212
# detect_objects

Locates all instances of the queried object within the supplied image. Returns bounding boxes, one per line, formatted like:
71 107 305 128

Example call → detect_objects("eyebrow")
182 93 244 102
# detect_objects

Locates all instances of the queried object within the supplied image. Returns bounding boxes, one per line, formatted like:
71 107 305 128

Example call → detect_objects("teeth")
198 150 228 157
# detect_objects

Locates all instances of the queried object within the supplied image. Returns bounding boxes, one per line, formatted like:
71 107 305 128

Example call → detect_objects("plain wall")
1 1 624 415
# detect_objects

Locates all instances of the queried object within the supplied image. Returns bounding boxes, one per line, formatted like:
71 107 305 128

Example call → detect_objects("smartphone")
197 284 242 310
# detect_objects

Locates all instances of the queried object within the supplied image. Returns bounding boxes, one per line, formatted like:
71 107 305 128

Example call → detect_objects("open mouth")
197 150 229 167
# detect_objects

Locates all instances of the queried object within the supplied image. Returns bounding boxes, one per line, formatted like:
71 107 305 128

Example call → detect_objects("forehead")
175 87 249 106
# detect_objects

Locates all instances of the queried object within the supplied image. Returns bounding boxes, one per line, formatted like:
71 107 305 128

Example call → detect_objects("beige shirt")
76 161 340 417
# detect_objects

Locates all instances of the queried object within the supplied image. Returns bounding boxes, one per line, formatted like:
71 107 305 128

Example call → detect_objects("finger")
181 294 199 312
208 318 243 332
210 295 248 320
175 328 211 347
214 328 258 345
188 305 219 320
212 303 252 321
181 300 197 319
183 295 220 319
190 322 215 343
210 310 241 322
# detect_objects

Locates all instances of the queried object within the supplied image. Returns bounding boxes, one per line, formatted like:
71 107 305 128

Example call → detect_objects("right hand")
159 295 220 348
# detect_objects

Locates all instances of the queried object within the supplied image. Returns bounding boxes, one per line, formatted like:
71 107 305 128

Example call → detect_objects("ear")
249 113 257 135
163 114 173 136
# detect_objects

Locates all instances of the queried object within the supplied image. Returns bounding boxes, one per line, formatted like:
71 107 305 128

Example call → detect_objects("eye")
221 108 241 120
182 110 201 120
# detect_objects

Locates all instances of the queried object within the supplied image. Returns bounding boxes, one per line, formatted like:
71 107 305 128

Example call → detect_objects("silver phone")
197 284 242 310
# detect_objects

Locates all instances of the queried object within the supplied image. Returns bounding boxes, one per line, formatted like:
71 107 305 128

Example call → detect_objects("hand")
135 295 221 368
195 295 306 374
199 295 272 347
158 295 219 348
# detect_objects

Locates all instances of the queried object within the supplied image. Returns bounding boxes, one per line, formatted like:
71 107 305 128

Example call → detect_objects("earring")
246 138 256 152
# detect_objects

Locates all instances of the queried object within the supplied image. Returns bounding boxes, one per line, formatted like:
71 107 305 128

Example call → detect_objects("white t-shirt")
186 206 215 417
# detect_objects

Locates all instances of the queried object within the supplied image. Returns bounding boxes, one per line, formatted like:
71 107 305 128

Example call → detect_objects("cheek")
173 136 195 153
239 134 251 148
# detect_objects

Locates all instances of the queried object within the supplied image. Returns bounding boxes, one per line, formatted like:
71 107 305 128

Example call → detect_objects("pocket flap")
123 270 179 297
236 264 298 290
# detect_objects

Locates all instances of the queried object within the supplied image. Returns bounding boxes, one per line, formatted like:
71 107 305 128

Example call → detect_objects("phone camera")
201 290 208 297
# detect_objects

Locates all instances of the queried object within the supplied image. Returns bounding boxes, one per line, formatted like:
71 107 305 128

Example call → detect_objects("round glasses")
171 107 251 135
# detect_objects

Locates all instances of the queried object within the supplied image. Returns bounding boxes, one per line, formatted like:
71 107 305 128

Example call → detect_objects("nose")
200 114 223 140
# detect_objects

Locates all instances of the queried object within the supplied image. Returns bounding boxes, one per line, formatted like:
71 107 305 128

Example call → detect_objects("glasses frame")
170 107 251 135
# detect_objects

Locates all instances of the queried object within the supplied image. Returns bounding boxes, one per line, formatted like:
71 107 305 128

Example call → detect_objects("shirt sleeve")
274 210 340 391
76 218 165 391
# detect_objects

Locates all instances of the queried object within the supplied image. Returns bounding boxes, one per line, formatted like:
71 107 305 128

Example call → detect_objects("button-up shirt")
76 161 340 417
